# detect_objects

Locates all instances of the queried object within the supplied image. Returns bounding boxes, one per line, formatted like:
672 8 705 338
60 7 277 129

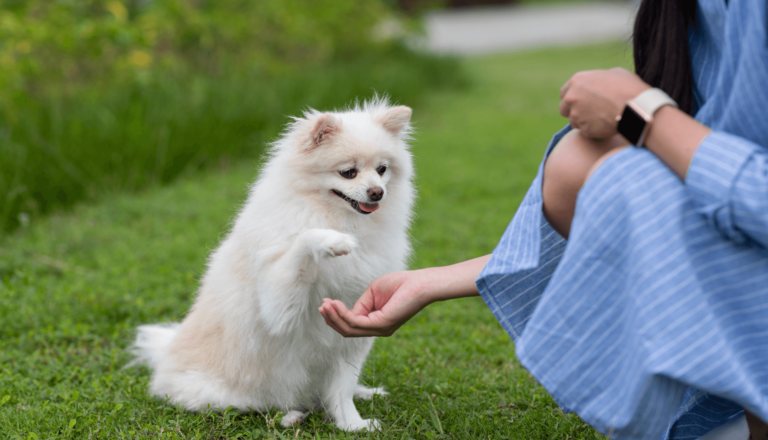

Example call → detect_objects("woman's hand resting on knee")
559 67 650 140
559 67 710 177
545 66 712 238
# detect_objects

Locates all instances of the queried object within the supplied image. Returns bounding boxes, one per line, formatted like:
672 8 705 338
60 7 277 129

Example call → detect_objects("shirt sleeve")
685 131 768 248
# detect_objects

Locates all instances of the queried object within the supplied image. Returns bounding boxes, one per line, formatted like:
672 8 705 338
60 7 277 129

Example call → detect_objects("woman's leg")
543 130 768 438
542 129 627 238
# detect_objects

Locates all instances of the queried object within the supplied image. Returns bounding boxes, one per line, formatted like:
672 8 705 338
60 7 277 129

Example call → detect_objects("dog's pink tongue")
359 203 379 213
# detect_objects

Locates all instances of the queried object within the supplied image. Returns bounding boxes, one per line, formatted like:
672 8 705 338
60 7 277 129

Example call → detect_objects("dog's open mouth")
331 190 379 214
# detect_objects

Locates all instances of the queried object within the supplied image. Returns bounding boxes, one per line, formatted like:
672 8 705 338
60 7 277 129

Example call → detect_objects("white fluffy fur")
130 98 414 431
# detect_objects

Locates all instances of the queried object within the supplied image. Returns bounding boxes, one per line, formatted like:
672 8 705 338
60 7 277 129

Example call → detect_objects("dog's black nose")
367 187 383 202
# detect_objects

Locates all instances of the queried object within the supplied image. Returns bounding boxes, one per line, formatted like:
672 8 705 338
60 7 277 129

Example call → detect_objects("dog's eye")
376 166 387 176
339 168 357 179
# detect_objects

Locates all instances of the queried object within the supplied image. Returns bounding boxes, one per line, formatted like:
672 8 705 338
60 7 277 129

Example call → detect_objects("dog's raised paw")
314 229 358 258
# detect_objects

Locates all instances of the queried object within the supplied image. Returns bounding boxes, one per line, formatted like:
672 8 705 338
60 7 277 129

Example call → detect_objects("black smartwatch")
616 88 677 147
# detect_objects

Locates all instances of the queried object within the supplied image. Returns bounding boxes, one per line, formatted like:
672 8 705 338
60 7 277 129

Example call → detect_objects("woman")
319 0 768 438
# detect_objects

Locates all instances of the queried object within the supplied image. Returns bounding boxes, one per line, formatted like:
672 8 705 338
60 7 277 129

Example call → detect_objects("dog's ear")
309 114 341 149
377 106 412 136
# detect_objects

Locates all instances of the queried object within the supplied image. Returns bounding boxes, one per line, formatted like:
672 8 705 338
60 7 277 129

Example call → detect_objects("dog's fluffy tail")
125 323 180 369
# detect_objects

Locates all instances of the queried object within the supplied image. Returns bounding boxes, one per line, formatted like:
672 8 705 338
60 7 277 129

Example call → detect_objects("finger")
577 122 608 141
319 303 344 331
326 302 381 337
560 69 594 98
572 69 599 79
351 285 375 316
559 98 571 118
574 121 590 138
331 300 365 328
569 116 581 131
319 304 345 335
332 299 383 331
323 299 373 335
330 300 389 336
321 302 359 336
559 78 572 100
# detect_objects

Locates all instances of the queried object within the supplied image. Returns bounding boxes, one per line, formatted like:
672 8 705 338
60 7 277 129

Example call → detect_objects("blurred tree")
0 0 390 103
0 0 464 233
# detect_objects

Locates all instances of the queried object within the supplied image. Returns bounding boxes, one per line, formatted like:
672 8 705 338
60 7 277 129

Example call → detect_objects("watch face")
617 105 646 146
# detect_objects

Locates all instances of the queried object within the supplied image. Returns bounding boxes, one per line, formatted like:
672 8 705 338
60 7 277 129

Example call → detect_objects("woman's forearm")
418 254 490 304
640 106 711 179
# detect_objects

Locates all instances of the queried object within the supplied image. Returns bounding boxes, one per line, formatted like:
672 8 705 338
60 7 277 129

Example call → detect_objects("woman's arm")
681 131 768 247
318 255 489 337
560 68 768 248
559 67 710 175
642 105 710 179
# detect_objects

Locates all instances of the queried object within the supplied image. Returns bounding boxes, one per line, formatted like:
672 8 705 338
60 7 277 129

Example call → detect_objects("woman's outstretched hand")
319 271 428 337
319 255 491 338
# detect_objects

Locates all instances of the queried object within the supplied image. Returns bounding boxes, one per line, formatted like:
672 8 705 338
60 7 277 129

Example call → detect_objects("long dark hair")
633 0 698 114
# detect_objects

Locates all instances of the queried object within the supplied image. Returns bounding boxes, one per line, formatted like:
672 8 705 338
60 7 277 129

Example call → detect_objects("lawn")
0 41 632 439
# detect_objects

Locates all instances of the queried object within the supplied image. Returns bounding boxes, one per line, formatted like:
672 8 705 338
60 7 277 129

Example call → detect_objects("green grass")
0 41 632 439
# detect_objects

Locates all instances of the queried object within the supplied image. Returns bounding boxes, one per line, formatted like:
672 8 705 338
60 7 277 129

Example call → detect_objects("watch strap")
631 88 678 120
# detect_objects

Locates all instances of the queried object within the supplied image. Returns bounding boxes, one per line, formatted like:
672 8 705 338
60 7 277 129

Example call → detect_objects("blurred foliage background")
0 0 465 233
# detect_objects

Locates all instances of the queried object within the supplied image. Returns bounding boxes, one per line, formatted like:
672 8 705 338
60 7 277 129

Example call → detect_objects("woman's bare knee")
542 130 628 238
543 133 584 238
586 147 626 182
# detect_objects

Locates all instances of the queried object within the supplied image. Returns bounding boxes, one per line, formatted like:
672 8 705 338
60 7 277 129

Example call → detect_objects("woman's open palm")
319 271 431 337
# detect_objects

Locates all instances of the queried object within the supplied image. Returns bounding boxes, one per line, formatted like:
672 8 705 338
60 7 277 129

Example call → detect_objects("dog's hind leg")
257 229 357 336
280 410 310 427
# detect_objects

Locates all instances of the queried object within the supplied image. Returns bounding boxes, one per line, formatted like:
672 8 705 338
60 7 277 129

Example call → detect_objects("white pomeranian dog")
129 98 414 431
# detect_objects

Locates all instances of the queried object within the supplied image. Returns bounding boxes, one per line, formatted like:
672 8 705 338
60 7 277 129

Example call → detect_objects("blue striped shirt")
476 0 768 438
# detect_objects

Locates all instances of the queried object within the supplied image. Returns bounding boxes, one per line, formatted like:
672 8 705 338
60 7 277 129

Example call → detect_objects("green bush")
0 0 390 97
0 0 465 233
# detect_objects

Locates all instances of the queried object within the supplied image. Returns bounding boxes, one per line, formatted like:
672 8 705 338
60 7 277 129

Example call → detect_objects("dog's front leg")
323 357 380 432
258 229 357 336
